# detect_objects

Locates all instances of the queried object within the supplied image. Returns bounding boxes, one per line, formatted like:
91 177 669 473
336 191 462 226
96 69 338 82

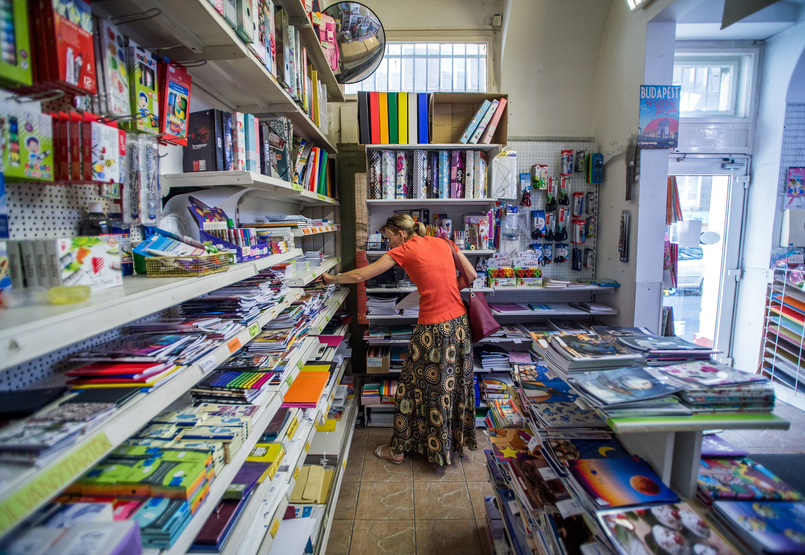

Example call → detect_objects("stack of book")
547 319 592 334
537 333 643 381
478 376 514 403
657 360 775 413
361 381 397 407
569 301 612 314
128 317 244 341
711 500 805 554
617 334 719 365
474 345 512 371
366 295 399 316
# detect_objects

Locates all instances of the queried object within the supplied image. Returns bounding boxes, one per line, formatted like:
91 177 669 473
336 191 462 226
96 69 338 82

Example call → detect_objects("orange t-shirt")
386 236 467 325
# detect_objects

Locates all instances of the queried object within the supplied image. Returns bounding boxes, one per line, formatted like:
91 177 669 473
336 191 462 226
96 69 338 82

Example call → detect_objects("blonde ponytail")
380 213 425 239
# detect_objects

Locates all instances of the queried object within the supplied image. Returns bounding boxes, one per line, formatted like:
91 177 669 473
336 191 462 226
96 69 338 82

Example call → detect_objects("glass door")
665 155 749 361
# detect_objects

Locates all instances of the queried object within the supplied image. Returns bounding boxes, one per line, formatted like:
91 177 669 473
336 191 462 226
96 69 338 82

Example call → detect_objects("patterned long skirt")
389 313 477 466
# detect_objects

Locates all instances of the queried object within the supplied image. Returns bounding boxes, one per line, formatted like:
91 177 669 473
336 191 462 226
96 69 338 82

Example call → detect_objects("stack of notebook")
366 295 399 316
537 334 643 380
474 345 511 371
617 334 718 365
281 367 330 409
697 457 803 507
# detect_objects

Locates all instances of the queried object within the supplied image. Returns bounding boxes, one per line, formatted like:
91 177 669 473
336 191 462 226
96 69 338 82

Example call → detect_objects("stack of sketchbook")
657 360 775 414
537 333 643 381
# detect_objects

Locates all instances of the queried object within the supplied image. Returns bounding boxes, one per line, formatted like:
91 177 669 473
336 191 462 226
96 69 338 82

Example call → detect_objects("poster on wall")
787 167 805 197
638 85 681 149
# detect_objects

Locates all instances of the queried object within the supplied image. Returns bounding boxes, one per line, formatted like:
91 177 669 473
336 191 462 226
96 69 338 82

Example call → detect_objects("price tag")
249 323 260 337
317 194 326 201
227 337 242 353
286 376 293 388
312 272 317 278
305 441 310 452
198 354 218 374
270 518 280 538
527 436 540 454
297 360 303 370
293 467 300 480
556 498 585 519
342 458 347 468
317 324 322 333
291 183 302 191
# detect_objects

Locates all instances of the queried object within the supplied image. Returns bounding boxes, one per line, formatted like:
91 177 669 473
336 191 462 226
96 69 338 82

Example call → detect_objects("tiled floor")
326 401 805 554
719 400 805 454
326 427 493 555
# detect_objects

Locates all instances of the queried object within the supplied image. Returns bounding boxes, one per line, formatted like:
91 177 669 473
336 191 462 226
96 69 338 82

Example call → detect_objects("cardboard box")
367 348 390 374
429 93 508 144
56 236 123 290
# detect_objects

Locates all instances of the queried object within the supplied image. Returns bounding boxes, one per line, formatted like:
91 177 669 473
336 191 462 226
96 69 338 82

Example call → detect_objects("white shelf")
364 143 502 153
0 288 304 535
365 306 618 320
292 225 340 237
91 0 336 153
366 249 495 257
310 289 349 335
286 257 341 287
0 249 302 373
364 286 614 294
366 198 497 208
268 337 321 396
160 171 338 206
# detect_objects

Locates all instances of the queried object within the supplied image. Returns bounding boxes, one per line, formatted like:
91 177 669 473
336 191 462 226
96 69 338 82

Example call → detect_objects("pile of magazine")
536 332 643 380
617 333 719 365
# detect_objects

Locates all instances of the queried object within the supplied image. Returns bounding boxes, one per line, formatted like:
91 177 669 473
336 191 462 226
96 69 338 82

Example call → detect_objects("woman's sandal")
374 444 404 465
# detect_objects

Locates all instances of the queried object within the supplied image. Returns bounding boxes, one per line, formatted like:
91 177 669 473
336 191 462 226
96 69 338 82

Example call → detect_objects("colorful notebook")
398 92 408 144
713 501 805 554
378 92 389 144
388 93 398 144
568 455 678 507
282 372 329 407
369 92 380 143
547 438 628 466
698 457 803 502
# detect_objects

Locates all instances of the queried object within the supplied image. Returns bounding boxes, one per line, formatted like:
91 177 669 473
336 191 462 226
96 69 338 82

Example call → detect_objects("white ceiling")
671 0 805 40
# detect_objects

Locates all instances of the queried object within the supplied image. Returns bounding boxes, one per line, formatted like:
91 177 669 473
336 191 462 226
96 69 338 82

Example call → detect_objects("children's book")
713 500 805 554
658 360 767 387
521 380 579 403
597 502 740 555
591 326 653 337
569 455 678 507
568 366 684 406
698 457 803 502
547 438 628 466
617 335 710 352
553 334 641 361
531 400 606 428
513 364 558 383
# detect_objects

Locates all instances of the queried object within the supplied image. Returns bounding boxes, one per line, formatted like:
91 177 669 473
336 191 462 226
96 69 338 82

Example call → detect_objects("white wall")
591 0 676 328
732 19 805 373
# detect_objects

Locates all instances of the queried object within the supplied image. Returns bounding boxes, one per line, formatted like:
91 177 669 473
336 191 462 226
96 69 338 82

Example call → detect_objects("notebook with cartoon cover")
547 437 628 466
698 458 803 502
659 360 767 387
713 500 805 554
553 334 641 361
530 400 607 428
521 380 580 403
568 366 684 406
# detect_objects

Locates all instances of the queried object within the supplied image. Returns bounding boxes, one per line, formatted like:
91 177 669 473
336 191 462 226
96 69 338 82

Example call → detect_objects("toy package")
126 43 160 134
99 20 130 117
487 254 515 287
512 251 542 287
0 97 53 181
89 120 123 185
0 0 32 87
39 0 97 94
159 62 192 145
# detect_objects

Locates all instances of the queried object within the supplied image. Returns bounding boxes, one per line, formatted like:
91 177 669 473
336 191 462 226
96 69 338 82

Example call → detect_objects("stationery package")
0 0 31 87
126 43 160 133
98 19 131 117
36 0 97 94
159 62 192 145
0 97 54 181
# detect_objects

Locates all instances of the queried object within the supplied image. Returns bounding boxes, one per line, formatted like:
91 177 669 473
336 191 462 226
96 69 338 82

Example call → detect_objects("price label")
286 376 293 388
317 324 322 333
287 418 299 439
198 354 218 373
227 337 242 353
291 183 302 191
293 467 300 480
317 194 326 201
303 228 311 235
305 441 310 452
342 458 347 468
249 323 260 337
297 360 303 370
270 518 280 538
538 467 560 481
312 272 317 278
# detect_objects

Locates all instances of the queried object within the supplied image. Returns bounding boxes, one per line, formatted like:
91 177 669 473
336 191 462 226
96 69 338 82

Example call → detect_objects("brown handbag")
443 239 501 343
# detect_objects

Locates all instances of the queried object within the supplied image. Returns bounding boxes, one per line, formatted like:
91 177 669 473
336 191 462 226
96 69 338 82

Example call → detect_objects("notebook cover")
378 93 389 144
264 407 290 435
0 387 67 419
192 498 246 546
698 457 803 501
65 362 167 377
408 92 418 145
568 455 678 507
283 372 329 404
418 93 429 144
459 99 491 144
225 461 268 498
469 100 498 144
398 93 408 144
480 98 507 144
63 387 139 406
369 92 380 143
713 501 805 554
388 93 398 144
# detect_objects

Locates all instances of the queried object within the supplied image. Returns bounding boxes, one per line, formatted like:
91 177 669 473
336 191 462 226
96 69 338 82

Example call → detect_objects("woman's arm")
455 249 478 289
321 254 397 285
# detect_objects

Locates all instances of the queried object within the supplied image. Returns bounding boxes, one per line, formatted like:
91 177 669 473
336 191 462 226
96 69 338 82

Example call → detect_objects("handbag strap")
441 237 473 292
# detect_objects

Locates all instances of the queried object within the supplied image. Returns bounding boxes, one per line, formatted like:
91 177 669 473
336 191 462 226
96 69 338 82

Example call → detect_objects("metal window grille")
344 42 488 94
672 62 737 116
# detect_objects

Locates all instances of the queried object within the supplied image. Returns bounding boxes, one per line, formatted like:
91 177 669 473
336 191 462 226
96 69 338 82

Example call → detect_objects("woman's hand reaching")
321 272 337 285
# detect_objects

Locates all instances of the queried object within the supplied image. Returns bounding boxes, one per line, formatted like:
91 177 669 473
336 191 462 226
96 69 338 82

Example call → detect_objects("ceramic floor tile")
325 520 354 555
412 455 465 482
461 449 489 482
367 427 394 446
415 519 484 555
716 430 756 448
738 429 801 449
476 518 492 555
466 481 494 520
350 520 415 555
414 482 475 520
343 443 366 483
355 482 415 520
334 481 359 520
361 450 413 482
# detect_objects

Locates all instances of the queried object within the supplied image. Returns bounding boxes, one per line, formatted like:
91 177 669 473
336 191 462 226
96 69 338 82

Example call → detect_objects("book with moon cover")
547 437 628 466
568 455 678 507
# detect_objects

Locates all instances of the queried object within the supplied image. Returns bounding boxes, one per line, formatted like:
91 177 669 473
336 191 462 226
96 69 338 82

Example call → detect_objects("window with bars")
343 42 488 94
672 54 753 117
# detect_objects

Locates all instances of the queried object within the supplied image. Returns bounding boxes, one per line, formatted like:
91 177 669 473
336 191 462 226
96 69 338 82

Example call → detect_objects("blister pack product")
544 212 555 241
584 247 594 269
531 210 546 239
99 20 130 117
541 243 552 266
138 135 160 226
122 132 140 224
558 174 570 206
572 247 582 271
546 177 557 211
554 243 569 263
159 62 192 144
588 152 603 183
0 97 53 181
572 192 584 216
586 191 595 214
561 149 574 174
556 207 568 242
575 150 587 173
585 215 596 238
571 219 585 244
126 43 159 133
501 205 519 239
531 164 547 189
532 243 543 263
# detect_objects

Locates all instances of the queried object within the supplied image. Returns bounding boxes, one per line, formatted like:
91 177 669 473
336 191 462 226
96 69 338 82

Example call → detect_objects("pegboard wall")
507 141 598 281
777 104 805 197
0 309 171 391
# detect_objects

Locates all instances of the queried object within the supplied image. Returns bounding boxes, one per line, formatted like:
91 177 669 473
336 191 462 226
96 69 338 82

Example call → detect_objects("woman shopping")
321 213 478 466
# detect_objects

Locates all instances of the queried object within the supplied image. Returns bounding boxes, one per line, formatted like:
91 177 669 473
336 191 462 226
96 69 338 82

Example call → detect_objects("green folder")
388 93 399 144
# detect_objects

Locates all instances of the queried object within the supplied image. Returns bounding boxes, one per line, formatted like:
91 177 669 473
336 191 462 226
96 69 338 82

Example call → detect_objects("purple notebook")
701 434 749 457
224 461 269 499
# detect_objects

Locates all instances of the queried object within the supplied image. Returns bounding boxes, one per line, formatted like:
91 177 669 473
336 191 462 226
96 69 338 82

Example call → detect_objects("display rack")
310 289 350 335
91 0 339 152
366 250 496 257
762 268 805 411
287 257 341 287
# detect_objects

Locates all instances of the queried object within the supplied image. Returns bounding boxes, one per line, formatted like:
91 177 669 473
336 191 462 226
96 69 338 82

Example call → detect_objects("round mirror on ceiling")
322 2 386 84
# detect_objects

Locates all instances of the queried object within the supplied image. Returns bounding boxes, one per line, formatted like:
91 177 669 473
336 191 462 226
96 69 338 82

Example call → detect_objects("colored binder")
388 93 399 144
398 93 408 144
378 93 389 144
358 92 370 144
282 372 330 407
408 93 418 145
460 99 491 144
369 92 380 144
480 98 508 144
417 93 429 144
469 100 498 144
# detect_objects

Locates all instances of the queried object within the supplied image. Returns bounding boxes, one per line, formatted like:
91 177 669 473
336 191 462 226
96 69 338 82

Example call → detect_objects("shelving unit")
365 305 618 321
286 257 341 287
366 198 497 208
366 249 495 257
310 289 350 335
363 143 502 153
90 0 338 152
0 249 302 372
